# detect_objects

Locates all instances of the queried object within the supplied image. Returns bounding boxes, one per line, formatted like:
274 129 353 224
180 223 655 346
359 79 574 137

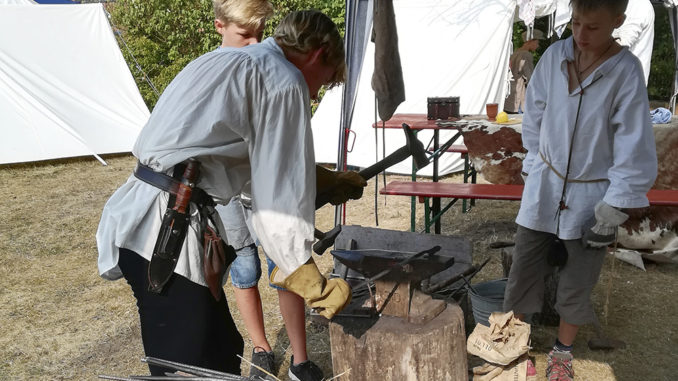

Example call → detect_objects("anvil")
330 246 455 323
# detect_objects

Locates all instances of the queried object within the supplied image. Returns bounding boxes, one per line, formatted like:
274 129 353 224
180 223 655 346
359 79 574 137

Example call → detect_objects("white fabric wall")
0 0 36 4
613 0 655 85
0 4 149 164
312 0 517 176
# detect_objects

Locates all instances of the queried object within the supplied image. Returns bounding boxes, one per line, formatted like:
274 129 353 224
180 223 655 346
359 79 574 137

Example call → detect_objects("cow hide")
616 123 678 265
451 117 678 266
455 120 526 185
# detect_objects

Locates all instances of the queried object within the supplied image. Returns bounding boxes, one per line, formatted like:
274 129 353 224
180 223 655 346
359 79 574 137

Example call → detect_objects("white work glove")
582 201 629 248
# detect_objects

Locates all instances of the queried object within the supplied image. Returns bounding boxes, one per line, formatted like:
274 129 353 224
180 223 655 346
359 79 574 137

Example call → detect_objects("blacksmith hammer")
314 123 429 210
313 225 342 254
313 123 430 254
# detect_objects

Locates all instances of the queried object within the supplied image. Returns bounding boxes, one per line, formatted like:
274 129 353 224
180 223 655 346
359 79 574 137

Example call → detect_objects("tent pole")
94 154 108 166
334 0 373 227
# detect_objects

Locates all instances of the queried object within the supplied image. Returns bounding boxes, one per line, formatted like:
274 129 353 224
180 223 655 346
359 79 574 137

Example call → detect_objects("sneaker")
250 348 276 381
546 350 574 381
288 355 323 381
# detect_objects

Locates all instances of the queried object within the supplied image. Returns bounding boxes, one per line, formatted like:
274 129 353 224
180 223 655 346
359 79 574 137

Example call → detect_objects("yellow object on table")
496 111 509 123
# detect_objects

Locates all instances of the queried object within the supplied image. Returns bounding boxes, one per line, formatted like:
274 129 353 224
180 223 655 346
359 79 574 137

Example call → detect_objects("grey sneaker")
288 355 323 381
250 348 275 381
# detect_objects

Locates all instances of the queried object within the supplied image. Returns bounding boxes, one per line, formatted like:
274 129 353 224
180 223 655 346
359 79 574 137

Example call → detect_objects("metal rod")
130 376 234 381
423 257 490 294
352 245 441 291
461 275 479 294
99 376 138 381
141 357 247 380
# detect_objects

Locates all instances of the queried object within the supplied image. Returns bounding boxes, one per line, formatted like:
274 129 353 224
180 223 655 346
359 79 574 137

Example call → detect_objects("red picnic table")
380 181 678 233
372 113 462 233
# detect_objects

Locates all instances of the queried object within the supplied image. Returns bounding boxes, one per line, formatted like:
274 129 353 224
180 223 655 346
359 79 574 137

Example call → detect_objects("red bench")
445 145 476 212
446 144 469 155
379 181 678 233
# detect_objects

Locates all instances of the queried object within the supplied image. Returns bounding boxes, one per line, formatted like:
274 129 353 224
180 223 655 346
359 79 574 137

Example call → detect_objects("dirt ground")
0 154 676 380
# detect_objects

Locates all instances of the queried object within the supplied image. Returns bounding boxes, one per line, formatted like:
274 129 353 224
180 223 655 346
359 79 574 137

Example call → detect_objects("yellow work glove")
316 165 367 206
270 258 351 319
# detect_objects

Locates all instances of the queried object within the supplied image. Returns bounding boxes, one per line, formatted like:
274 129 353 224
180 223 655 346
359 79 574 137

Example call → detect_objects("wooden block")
374 280 410 318
407 289 447 324
329 303 468 381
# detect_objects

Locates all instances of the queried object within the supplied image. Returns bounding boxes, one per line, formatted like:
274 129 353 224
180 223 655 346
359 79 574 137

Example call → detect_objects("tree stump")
329 303 468 381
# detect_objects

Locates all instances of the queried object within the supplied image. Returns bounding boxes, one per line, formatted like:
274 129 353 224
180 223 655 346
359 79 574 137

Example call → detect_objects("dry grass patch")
1 155 676 380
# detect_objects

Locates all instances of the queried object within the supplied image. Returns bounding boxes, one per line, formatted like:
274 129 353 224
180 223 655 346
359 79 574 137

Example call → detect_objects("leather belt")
134 162 214 207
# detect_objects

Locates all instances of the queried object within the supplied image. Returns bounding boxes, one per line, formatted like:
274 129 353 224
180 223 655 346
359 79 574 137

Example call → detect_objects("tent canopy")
0 3 149 164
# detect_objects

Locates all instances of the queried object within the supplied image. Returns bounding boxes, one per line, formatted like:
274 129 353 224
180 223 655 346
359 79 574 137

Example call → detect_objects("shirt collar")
261 37 284 57
560 36 629 91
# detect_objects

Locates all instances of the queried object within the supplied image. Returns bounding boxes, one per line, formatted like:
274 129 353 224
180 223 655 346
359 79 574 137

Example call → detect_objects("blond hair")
212 0 273 31
273 10 346 87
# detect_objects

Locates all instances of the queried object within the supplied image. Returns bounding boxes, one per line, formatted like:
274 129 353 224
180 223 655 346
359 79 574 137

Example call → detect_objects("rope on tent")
373 95 379 226
103 8 160 97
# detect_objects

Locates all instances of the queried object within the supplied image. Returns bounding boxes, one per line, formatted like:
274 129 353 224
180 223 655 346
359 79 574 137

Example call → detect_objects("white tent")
0 3 150 165
312 0 569 176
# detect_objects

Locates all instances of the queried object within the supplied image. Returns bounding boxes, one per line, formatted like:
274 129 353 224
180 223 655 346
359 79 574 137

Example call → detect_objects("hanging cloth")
371 0 405 121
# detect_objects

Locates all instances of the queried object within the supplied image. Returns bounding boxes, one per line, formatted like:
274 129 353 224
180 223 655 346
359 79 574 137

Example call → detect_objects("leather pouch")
547 237 568 267
203 225 237 301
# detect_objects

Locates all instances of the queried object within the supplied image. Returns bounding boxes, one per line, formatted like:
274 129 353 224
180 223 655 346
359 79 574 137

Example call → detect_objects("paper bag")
467 311 531 365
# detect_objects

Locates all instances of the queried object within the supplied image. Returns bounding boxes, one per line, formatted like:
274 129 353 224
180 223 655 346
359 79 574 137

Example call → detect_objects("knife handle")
173 159 200 214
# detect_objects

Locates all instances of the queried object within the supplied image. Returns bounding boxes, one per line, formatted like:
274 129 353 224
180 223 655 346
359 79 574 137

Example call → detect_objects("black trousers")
118 248 243 376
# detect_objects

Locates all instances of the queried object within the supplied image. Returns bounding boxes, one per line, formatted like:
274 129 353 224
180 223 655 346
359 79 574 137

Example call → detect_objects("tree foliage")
109 0 345 109
513 4 675 102
113 1 675 109
648 4 675 101
108 0 219 107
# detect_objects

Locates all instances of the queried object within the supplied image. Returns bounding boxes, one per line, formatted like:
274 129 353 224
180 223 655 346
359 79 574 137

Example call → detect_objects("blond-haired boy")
213 0 272 47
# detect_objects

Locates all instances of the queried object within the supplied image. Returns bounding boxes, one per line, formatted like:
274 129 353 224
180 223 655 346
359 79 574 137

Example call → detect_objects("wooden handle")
173 159 200 214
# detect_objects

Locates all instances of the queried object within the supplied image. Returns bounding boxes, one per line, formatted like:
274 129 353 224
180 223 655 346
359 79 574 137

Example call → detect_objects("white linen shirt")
517 37 657 239
96 38 316 286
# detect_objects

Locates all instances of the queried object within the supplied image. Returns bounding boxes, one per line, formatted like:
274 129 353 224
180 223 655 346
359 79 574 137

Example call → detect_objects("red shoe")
546 350 574 381
526 357 537 381
527 358 537 376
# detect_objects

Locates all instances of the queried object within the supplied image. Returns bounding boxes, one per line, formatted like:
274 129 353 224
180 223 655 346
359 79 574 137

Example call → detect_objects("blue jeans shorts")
229 244 285 291
229 244 261 289
265 256 284 291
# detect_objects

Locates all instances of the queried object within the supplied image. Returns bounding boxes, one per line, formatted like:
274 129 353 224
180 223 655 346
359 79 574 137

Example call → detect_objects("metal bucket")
468 278 507 326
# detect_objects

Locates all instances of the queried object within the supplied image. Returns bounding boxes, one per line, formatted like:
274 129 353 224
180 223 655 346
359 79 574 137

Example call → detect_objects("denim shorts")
229 244 261 289
265 256 285 291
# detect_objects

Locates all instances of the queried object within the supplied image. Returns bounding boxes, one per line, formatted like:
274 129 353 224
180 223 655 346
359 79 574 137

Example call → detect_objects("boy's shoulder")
198 38 305 92
242 38 306 91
